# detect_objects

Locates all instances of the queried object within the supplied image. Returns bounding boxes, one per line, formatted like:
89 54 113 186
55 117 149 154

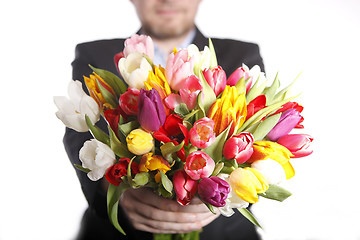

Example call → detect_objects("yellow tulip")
126 129 154 155
207 85 247 136
229 167 268 203
84 72 116 110
248 141 295 179
139 153 171 182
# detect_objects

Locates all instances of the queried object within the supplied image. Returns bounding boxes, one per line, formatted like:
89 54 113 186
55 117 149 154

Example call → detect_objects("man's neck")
149 28 196 55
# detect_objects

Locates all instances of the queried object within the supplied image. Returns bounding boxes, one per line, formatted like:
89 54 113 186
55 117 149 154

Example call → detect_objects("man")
66 0 264 239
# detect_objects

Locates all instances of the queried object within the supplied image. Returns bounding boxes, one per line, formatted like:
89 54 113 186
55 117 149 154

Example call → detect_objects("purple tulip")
198 176 230 207
137 88 166 132
267 109 302 141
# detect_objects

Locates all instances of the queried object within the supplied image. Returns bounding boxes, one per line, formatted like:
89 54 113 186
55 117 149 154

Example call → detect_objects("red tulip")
173 170 198 206
203 66 226 96
223 132 254 164
105 158 139 186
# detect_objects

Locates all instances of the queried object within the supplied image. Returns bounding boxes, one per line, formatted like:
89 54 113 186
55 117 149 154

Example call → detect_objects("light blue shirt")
153 28 196 67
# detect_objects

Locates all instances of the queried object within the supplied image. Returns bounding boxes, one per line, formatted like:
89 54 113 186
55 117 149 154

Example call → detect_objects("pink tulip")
223 132 254 164
179 75 203 110
227 65 259 93
165 49 194 91
119 87 140 116
123 34 154 60
189 117 216 149
203 66 226 96
184 151 215 180
173 170 198 206
277 134 313 158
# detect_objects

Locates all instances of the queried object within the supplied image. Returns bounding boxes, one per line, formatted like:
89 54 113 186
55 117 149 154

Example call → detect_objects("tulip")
165 49 195 91
217 174 249 217
198 176 230 207
246 95 266 121
251 159 287 185
203 66 226 96
153 114 189 161
248 141 295 179
272 102 304 128
207 85 247 136
119 87 140 116
189 117 216 149
277 134 313 158
187 44 211 71
267 109 302 141
123 34 154 60
179 75 203 110
104 106 126 137
137 88 166 132
184 151 215 180
126 128 154 155
105 157 140 186
173 170 198 206
139 153 170 182
84 72 117 110
118 52 153 90
54 80 100 132
223 132 254 164
229 167 268 204
227 64 262 93
79 139 116 181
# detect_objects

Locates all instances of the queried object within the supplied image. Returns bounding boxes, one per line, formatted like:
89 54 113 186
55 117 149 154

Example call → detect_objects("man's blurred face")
131 0 202 39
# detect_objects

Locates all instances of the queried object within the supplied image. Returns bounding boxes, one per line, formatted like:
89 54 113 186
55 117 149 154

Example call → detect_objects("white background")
1 0 360 239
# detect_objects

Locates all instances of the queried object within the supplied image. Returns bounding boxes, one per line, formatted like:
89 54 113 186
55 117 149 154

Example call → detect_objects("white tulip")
251 159 286 185
187 44 211 71
79 139 116 181
118 52 153 90
54 80 100 132
217 174 249 217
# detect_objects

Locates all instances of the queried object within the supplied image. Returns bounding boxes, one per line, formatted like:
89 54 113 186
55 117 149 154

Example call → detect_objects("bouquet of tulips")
54 34 313 240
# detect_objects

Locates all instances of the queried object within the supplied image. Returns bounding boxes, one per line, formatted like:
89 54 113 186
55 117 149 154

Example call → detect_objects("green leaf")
174 103 190 117
118 121 139 136
107 182 129 235
197 70 217 114
262 72 280 105
259 184 292 202
205 202 216 214
160 141 184 163
74 164 91 173
208 38 218 69
85 115 110 145
246 75 269 103
89 65 127 97
203 123 231 163
272 72 301 104
108 126 133 158
160 171 173 194
133 172 150 186
235 77 246 95
211 162 224 176
95 78 118 108
251 113 281 141
237 208 262 229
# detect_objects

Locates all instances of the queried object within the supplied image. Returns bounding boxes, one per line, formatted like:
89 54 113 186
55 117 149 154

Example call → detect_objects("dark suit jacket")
65 28 264 240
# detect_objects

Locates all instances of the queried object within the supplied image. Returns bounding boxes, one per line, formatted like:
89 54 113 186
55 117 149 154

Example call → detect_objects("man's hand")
120 187 219 234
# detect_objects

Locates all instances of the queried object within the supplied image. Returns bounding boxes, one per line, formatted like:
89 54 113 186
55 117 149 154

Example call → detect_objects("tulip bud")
251 159 286 185
179 75 203 110
203 66 226 96
173 170 198 206
198 176 230 207
277 134 313 158
223 132 254 164
189 117 216 149
267 109 302 141
165 49 194 91
105 158 140 186
123 34 154 60
137 88 166 132
119 87 140 115
229 167 268 204
126 128 154 155
184 151 215 180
